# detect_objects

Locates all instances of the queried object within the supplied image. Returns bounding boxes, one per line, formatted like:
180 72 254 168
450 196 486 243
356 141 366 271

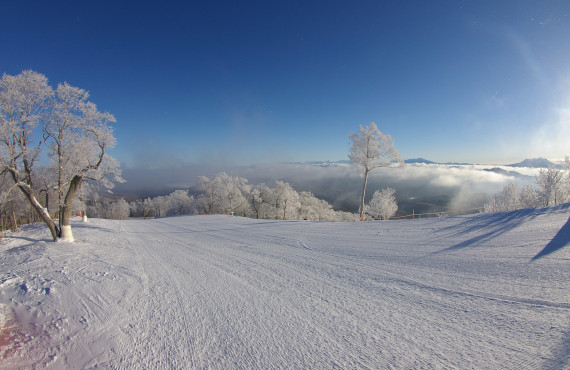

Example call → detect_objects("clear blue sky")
1 0 569 167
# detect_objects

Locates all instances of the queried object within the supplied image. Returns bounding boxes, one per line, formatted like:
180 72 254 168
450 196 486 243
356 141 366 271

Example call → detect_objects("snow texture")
1 205 569 369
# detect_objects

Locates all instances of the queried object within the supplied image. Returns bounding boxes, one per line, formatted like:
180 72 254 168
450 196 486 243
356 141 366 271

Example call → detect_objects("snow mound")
1 206 569 368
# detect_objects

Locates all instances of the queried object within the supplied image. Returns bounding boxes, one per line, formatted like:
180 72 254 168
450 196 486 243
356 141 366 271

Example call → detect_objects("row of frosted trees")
483 164 570 213
130 173 360 222
0 176 129 228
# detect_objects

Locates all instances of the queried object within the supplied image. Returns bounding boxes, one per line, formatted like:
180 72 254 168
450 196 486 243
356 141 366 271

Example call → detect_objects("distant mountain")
507 158 561 169
293 158 480 166
287 160 350 167
404 158 435 164
404 158 472 165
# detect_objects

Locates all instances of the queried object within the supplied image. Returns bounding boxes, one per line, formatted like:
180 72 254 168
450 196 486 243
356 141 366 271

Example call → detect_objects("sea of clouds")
117 161 541 215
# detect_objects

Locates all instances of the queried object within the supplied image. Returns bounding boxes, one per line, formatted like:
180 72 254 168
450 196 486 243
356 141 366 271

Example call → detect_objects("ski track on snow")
0 205 569 369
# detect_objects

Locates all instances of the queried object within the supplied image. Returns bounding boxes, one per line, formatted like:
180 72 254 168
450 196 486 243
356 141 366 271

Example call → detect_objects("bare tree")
349 122 403 221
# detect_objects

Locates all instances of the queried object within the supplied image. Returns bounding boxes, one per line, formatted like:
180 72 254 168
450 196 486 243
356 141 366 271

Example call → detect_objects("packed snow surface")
1 206 569 369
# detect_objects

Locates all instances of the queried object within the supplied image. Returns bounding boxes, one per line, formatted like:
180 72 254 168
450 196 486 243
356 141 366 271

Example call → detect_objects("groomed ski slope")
1 205 569 369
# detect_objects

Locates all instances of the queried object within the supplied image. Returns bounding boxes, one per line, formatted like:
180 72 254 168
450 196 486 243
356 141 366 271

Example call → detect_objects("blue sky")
1 0 569 168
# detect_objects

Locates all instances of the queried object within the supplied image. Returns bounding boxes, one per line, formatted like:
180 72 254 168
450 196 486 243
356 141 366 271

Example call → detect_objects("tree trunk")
21 187 60 240
11 211 18 232
8 166 60 240
59 175 84 242
359 168 370 221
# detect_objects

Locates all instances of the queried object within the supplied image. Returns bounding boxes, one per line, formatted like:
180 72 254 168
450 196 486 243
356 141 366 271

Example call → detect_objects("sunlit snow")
1 206 569 368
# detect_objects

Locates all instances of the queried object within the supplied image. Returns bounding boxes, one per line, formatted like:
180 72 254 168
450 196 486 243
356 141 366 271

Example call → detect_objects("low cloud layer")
116 161 540 215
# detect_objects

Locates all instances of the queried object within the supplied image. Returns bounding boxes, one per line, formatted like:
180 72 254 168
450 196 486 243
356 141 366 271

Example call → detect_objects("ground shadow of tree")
532 215 570 261
431 209 540 254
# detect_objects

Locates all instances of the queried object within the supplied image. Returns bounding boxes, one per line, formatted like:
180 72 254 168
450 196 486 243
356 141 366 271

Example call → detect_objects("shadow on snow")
431 208 540 255
532 215 570 261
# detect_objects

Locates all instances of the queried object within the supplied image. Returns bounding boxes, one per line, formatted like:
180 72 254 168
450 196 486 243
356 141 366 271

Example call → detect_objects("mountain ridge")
291 157 562 168
507 158 562 169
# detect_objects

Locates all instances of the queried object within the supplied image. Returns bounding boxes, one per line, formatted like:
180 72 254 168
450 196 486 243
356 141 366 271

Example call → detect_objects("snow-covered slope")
1 206 569 369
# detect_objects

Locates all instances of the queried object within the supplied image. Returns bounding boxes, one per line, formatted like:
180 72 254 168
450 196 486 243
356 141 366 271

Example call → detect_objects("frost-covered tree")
483 183 520 213
248 184 268 219
298 191 322 220
195 173 250 215
141 197 155 218
166 189 194 216
500 183 520 211
43 82 122 240
153 196 170 217
132 176 357 222
71 185 87 222
483 174 569 214
196 175 222 214
129 190 195 219
0 172 30 231
536 168 565 206
103 198 130 220
519 184 538 209
298 191 337 221
563 156 570 201
33 166 58 217
349 122 403 221
71 181 100 222
336 211 360 222
0 70 122 241
0 71 57 238
273 181 300 220
365 188 398 220
216 173 249 215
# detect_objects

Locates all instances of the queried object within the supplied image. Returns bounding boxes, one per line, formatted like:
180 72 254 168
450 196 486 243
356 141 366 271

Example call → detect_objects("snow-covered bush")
365 188 398 220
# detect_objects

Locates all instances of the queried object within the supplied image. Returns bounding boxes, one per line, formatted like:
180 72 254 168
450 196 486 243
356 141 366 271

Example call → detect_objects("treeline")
0 175 127 230
130 172 359 222
483 165 569 213
1 170 396 229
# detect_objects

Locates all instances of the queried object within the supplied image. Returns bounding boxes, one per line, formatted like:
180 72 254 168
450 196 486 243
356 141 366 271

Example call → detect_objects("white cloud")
117 161 540 213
